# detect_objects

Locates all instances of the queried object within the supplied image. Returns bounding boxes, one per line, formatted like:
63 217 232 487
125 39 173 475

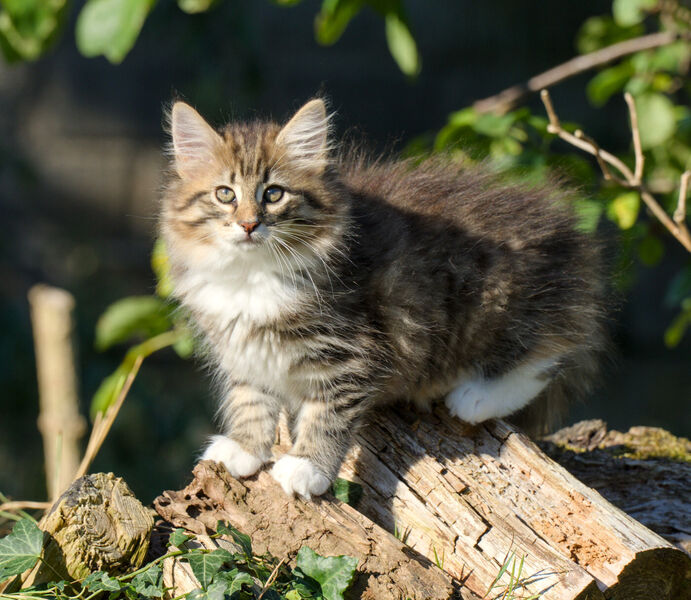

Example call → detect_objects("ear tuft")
170 102 222 178
276 99 330 172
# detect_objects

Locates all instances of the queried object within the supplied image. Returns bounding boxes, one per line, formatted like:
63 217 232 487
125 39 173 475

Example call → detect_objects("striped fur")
160 99 607 498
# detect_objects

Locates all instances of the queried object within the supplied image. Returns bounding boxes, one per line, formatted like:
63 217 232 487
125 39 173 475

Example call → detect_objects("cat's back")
339 156 580 250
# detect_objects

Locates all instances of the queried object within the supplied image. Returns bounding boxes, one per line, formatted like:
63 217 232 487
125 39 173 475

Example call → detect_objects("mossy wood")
22 473 153 586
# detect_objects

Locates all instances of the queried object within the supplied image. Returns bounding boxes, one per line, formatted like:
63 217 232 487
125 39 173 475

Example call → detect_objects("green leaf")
90 364 128 419
132 563 163 597
0 0 68 62
331 478 362 507
0 519 44 582
637 234 664 266
665 266 691 308
573 198 604 233
576 15 642 54
214 570 253 596
151 239 175 298
664 300 691 348
634 93 677 150
95 295 172 351
177 0 219 14
384 10 420 77
295 547 358 600
172 328 195 359
76 0 156 64
83 571 122 592
472 113 515 138
612 0 656 26
169 528 194 548
187 549 229 590
315 0 363 45
608 192 640 230
586 62 633 106
216 521 252 556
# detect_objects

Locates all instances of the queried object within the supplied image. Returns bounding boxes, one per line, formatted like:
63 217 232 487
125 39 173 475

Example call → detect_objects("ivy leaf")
213 570 254 596
187 549 230 589
634 92 677 150
169 528 194 548
95 295 172 351
187 581 226 600
295 547 358 600
331 478 362 507
0 519 44 582
132 563 163 597
216 521 252 556
384 10 420 77
83 571 122 592
76 0 156 64
607 192 640 230
612 0 657 26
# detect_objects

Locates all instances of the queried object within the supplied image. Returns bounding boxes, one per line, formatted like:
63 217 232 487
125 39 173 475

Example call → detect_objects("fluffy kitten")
160 99 606 499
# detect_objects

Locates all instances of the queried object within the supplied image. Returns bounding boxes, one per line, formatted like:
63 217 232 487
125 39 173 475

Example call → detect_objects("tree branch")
474 31 681 114
540 89 691 253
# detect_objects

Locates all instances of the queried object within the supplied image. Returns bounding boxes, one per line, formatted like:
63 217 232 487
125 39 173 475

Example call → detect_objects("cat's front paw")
445 379 495 424
270 455 331 499
201 435 269 478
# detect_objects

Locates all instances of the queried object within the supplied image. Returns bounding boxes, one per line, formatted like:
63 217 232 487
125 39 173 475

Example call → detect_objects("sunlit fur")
160 99 607 498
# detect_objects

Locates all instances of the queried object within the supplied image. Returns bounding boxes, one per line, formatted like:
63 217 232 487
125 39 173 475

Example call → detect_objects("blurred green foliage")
1 0 689 418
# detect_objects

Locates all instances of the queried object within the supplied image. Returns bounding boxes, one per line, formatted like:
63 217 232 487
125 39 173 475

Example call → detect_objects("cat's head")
161 99 344 271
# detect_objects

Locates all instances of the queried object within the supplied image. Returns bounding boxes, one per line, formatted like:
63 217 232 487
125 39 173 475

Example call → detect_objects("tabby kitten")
160 99 605 499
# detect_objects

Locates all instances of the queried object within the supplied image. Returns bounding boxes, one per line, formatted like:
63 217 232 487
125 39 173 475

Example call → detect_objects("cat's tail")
509 336 609 437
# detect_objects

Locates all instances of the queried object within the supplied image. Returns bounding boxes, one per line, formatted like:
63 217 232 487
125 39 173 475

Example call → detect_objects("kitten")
160 98 606 499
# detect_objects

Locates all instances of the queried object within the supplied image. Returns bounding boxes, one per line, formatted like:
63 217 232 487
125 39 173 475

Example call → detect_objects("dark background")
1 0 689 504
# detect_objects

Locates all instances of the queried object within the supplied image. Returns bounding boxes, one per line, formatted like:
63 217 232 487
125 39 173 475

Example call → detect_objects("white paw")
201 435 268 478
445 379 496 424
270 455 331 499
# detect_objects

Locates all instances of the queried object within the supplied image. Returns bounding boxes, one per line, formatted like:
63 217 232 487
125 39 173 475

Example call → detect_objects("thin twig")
257 558 286 600
73 355 145 481
624 93 645 183
0 501 51 512
574 129 627 186
474 31 682 114
675 171 690 226
540 89 691 253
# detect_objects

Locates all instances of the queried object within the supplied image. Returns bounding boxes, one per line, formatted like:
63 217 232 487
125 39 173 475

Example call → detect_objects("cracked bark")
153 411 690 600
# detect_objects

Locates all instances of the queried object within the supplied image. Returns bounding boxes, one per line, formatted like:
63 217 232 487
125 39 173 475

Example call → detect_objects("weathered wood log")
154 461 464 600
338 407 690 600
25 472 153 586
541 419 691 554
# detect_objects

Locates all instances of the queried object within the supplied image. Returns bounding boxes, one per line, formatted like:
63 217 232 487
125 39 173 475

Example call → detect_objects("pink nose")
240 220 260 234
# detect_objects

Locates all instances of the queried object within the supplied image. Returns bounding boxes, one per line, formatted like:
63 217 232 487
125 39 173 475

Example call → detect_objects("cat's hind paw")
270 455 331 500
201 435 269 478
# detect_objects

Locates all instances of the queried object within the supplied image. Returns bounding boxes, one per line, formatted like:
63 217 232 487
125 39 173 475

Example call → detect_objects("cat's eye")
215 186 236 204
263 186 284 204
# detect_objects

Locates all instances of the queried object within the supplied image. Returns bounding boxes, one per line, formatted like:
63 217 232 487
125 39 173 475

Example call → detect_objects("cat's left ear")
276 99 330 172
170 102 222 178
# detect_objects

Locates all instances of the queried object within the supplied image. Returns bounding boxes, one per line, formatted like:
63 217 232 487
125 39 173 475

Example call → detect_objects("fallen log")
337 407 689 600
154 460 463 600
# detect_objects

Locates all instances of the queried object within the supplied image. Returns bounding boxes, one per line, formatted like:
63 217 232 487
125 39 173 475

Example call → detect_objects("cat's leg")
201 384 279 478
446 357 557 424
271 399 363 499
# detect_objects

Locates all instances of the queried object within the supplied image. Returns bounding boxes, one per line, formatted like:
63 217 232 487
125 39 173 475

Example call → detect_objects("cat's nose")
239 220 260 235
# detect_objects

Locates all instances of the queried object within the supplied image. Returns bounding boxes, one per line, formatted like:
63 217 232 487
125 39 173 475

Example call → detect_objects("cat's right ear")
170 102 222 179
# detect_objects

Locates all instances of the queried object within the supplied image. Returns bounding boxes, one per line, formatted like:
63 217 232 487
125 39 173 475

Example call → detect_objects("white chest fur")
175 259 306 397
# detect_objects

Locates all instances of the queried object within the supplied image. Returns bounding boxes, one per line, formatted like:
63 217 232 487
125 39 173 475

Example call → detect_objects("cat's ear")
276 99 330 172
170 102 222 178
